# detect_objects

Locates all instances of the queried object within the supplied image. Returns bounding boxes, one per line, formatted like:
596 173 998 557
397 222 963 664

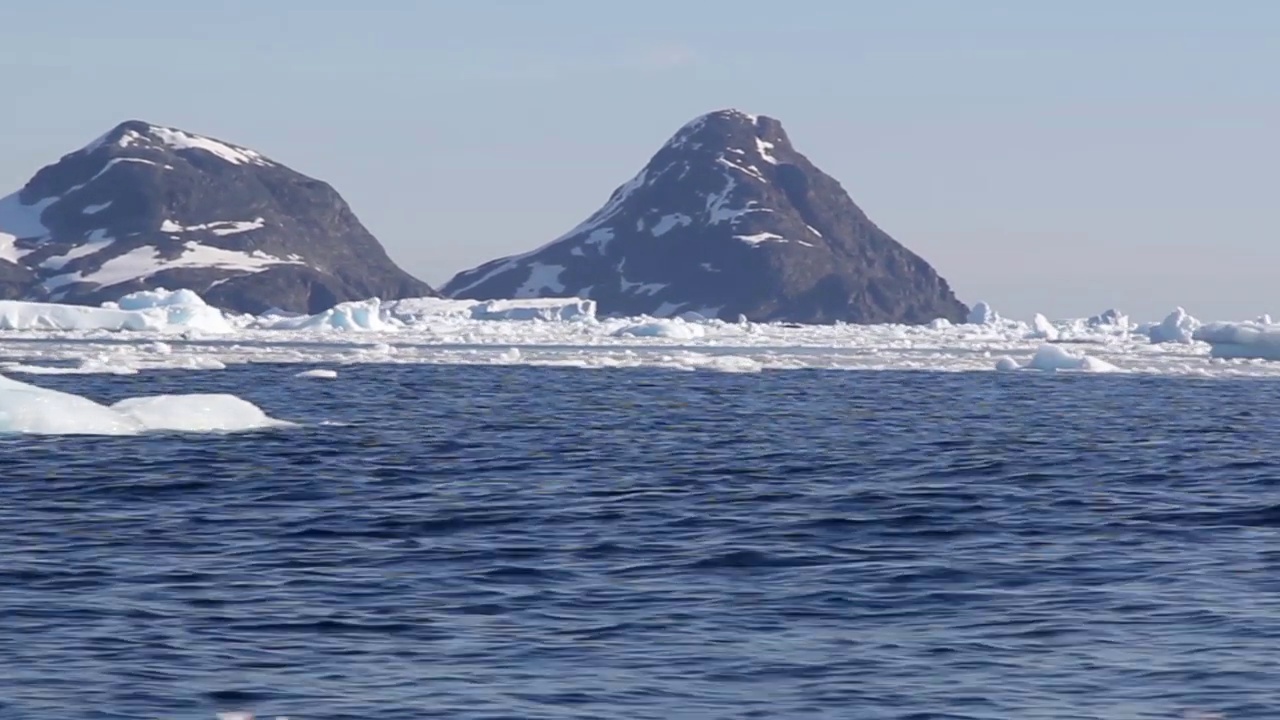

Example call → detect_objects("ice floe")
0 374 290 435
0 290 1275 379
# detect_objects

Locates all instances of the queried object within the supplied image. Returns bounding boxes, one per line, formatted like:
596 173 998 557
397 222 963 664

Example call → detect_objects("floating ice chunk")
1027 313 1060 341
296 368 338 379
1193 322 1280 360
994 356 1021 371
612 319 707 340
111 394 290 433
998 345 1120 373
0 375 143 435
1256 314 1273 325
967 301 999 325
264 298 396 331
929 318 953 330
1087 308 1128 328
0 374 289 435
469 298 596 322
0 300 163 331
1147 307 1200 345
103 288 232 333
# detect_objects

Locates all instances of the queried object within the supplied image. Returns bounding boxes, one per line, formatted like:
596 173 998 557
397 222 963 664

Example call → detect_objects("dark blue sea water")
2 364 1278 720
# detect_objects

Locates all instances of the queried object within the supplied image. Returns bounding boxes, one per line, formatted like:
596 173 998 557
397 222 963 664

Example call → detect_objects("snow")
83 157 159 186
48 241 304 292
39 229 115 270
0 191 58 261
619 276 667 296
82 201 112 215
583 228 615 249
756 137 778 164
735 232 788 246
652 301 685 318
147 126 273 166
0 373 289 435
717 156 766 182
161 218 266 236
651 213 692 237
514 263 566 298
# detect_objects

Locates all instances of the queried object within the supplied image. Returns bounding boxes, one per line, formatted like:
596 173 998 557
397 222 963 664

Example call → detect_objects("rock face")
444 109 967 324
0 121 435 314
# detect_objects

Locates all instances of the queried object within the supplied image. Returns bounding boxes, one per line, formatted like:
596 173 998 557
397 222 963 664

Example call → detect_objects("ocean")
2 364 1276 719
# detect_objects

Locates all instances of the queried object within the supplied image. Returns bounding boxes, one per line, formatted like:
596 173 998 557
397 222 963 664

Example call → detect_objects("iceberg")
104 287 233 333
260 298 397 331
0 374 291 435
612 319 707 340
1194 321 1280 361
1145 307 1200 345
0 287 231 333
995 345 1119 373
1027 313 1060 341
967 301 1000 325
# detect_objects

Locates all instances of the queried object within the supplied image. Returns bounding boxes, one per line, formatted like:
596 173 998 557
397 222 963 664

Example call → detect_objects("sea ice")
296 368 338 379
1194 321 1280 361
612 319 707 340
997 345 1120 373
0 374 289 435
967 301 999 325
1146 307 1200 345
262 298 396 331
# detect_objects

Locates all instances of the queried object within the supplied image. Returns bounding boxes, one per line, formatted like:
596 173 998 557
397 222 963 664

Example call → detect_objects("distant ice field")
0 289 1278 379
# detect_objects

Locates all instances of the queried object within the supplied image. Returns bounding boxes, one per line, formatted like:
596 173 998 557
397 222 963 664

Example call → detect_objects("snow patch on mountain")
160 218 266 236
43 241 304 296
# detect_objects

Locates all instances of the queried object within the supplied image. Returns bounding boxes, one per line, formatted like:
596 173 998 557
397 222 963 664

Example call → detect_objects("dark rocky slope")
0 120 435 314
444 109 967 324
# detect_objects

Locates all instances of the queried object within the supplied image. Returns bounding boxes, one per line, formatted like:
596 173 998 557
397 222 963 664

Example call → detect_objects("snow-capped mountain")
444 109 969 324
0 120 435 313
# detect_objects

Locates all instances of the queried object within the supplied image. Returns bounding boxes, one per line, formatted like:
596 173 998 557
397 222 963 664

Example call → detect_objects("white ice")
296 368 338 379
1146 307 1200 345
1194 321 1280 361
0 374 289 435
995 345 1120 373
0 289 1277 379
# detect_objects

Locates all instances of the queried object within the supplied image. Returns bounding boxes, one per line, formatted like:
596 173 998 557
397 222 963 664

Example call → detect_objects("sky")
1 0 1276 321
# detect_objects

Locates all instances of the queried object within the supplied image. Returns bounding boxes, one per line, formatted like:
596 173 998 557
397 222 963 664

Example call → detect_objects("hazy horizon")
2 0 1276 322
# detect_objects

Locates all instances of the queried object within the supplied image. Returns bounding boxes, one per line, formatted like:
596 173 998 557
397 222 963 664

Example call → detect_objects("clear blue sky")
2 0 1276 321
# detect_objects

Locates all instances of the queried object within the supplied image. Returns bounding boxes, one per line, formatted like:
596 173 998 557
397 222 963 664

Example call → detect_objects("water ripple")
2 365 1279 718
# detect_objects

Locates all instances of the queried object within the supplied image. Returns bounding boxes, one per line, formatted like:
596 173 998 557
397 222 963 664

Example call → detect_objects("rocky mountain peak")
444 109 968 325
0 121 434 313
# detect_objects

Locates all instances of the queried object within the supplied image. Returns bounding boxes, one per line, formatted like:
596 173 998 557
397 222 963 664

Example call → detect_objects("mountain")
0 120 435 314
444 109 968 324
